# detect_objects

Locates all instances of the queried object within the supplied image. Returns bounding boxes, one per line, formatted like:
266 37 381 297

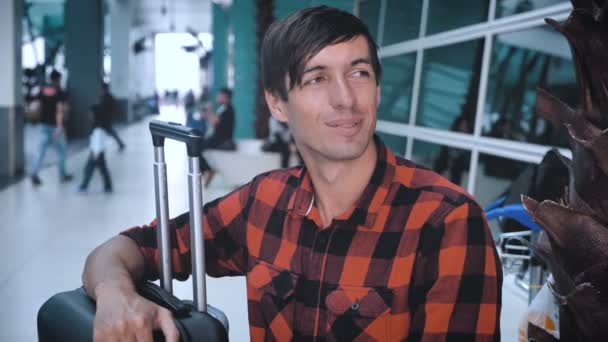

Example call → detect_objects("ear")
264 90 288 123
376 85 381 108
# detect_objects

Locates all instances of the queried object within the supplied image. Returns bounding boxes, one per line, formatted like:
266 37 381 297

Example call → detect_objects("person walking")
77 127 113 193
95 82 126 151
30 70 73 186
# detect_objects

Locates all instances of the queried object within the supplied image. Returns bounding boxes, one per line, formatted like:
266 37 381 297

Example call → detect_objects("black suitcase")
37 120 229 341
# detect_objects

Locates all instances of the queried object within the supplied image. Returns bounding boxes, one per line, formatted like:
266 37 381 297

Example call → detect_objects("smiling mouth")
325 118 363 128
325 119 363 137
327 122 359 128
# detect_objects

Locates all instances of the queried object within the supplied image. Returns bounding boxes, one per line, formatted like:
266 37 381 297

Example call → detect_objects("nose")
328 76 355 111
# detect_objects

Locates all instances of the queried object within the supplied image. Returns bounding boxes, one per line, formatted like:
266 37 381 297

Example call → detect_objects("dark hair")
50 69 62 81
219 87 232 99
261 6 382 101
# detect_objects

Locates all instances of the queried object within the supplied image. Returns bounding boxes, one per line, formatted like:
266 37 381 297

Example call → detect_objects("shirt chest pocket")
248 260 299 339
325 286 392 342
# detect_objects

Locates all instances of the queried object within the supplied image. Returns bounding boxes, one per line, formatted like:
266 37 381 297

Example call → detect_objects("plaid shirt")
122 136 502 341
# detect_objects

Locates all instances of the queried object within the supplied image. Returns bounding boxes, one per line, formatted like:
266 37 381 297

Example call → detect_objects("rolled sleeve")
120 181 253 281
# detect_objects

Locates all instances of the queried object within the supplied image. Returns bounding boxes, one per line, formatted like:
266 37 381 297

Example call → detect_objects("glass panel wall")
377 132 407 156
377 53 416 123
426 0 489 35
381 0 421 45
411 139 471 188
483 25 576 147
358 0 381 42
496 0 568 18
416 39 484 133
475 153 531 207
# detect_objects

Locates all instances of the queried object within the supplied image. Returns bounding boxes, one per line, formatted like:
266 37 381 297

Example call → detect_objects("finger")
134 325 154 342
94 327 121 342
93 320 117 342
156 308 179 342
114 321 137 342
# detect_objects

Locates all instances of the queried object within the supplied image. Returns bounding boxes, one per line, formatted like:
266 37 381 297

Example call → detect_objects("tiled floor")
0 106 527 341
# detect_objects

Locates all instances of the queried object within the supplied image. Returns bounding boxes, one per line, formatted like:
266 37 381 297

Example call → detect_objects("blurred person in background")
76 84 125 193
94 82 126 151
77 127 113 194
184 89 207 136
199 87 235 187
30 70 73 186
262 116 300 168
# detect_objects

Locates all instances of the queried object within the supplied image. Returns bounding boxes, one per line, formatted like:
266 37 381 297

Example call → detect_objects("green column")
230 0 256 139
212 3 229 99
64 0 104 138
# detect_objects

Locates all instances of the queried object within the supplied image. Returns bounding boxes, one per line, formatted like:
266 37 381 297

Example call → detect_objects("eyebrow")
302 65 326 75
302 58 372 75
351 58 372 66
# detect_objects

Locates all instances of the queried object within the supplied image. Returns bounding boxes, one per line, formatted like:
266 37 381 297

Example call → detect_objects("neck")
305 141 377 228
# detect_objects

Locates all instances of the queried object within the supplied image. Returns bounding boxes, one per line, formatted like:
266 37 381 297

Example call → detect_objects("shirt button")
351 302 360 311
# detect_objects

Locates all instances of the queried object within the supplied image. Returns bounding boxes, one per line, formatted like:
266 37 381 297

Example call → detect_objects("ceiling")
131 0 212 34
24 0 213 39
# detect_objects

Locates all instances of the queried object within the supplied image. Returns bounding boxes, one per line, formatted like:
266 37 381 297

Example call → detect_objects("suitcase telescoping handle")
149 120 207 313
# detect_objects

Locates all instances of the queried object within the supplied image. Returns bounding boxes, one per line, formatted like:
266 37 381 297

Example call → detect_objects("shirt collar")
287 135 396 229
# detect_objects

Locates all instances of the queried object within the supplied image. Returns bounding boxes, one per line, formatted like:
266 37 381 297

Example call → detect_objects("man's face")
216 92 229 105
266 35 380 163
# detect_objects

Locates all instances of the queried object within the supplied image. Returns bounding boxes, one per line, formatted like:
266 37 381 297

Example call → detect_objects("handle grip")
149 120 204 157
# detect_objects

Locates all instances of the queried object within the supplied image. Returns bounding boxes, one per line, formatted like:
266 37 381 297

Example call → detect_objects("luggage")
37 120 229 341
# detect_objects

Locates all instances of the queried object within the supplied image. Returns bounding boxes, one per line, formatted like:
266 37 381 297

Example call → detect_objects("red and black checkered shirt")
122 136 502 341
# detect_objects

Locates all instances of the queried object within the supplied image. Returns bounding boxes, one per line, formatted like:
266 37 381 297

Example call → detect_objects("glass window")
411 139 471 188
377 132 407 156
496 0 567 19
426 0 489 35
483 25 576 147
475 153 531 207
378 53 416 123
416 39 484 133
381 0 422 46
358 0 381 42
475 153 534 237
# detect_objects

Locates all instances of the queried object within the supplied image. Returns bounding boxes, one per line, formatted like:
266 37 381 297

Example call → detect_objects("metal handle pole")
153 147 173 293
188 156 206 312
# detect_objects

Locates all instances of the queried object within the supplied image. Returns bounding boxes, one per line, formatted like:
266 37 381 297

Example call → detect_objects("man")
262 116 296 168
94 82 126 151
31 70 72 186
83 6 501 341
200 87 236 187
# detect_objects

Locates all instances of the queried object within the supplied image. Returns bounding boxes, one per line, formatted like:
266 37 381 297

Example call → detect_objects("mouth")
327 122 359 128
324 118 363 136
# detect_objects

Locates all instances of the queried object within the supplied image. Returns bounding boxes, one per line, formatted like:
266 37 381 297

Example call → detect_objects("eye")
304 76 324 86
352 70 371 78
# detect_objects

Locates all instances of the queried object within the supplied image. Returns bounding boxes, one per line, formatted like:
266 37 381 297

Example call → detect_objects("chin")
323 140 370 161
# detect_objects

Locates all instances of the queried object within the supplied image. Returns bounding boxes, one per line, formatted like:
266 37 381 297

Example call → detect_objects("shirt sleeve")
408 199 502 341
120 181 252 281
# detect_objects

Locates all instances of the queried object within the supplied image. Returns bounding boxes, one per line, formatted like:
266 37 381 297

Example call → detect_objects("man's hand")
93 282 179 342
